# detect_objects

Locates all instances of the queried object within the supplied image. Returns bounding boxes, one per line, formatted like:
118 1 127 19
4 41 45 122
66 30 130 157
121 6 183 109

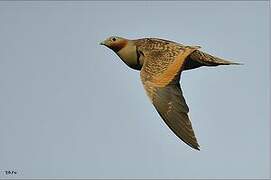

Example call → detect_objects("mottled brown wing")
140 46 200 150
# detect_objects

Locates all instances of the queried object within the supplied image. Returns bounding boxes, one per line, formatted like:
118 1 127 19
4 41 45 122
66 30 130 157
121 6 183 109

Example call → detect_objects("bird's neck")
116 41 142 70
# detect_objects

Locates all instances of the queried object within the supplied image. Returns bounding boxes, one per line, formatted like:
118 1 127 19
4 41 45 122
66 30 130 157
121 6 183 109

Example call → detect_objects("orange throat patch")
110 40 128 52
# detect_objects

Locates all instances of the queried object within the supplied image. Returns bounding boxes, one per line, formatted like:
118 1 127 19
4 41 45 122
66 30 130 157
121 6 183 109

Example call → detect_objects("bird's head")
100 36 128 52
100 36 143 70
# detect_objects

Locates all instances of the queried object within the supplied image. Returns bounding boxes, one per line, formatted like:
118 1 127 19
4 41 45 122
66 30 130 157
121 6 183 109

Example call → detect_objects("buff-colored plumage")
100 36 240 151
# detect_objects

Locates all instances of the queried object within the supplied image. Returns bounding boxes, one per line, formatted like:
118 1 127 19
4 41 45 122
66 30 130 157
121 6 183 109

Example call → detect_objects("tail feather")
184 50 242 70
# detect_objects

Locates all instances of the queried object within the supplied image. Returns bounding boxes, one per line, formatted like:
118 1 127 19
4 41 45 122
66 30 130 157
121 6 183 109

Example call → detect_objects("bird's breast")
117 44 142 70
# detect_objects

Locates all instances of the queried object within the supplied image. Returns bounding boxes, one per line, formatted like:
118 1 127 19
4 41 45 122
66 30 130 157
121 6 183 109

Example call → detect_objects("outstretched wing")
139 44 200 150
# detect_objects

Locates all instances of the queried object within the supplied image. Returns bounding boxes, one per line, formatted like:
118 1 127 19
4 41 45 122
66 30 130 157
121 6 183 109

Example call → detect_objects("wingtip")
193 145 200 151
189 143 200 151
232 62 244 65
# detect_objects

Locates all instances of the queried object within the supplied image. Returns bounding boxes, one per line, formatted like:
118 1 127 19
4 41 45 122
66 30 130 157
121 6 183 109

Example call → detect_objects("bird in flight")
100 36 240 151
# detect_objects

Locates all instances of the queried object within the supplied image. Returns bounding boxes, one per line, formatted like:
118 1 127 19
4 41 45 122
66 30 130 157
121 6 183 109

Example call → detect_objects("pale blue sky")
0 1 269 179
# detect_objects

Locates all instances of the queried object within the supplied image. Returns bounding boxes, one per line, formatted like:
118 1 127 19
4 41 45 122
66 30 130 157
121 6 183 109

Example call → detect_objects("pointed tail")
191 50 242 66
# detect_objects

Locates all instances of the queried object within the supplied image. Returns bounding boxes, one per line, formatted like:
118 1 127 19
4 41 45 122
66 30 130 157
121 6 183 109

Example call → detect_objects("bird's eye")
112 37 116 41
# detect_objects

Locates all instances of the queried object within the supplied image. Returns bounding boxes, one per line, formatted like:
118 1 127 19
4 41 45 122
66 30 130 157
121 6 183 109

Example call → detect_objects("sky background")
0 1 269 179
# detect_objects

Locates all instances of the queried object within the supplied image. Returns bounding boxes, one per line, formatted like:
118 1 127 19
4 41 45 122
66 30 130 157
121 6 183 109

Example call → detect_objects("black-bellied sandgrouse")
100 36 240 151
